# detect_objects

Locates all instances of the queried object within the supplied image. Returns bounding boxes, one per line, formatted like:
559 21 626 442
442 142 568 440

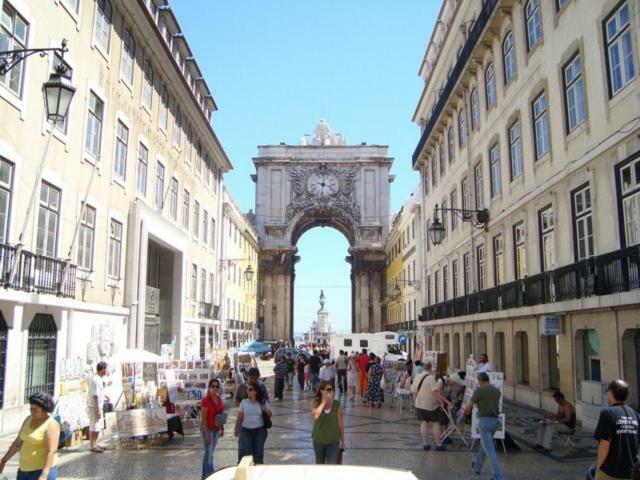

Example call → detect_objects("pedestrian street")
0 376 593 480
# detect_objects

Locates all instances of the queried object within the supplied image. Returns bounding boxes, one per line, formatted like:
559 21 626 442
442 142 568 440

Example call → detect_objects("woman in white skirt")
347 353 357 403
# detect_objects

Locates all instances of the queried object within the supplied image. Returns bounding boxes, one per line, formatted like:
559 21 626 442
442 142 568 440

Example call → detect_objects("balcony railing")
198 301 213 319
0 243 76 298
422 246 640 321
412 0 498 166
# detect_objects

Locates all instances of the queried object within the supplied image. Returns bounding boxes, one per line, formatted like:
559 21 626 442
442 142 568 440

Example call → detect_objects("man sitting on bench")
535 391 576 452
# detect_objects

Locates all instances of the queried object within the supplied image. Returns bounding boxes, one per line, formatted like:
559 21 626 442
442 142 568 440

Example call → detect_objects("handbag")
103 401 114 413
262 410 272 429
215 412 228 426
584 464 596 480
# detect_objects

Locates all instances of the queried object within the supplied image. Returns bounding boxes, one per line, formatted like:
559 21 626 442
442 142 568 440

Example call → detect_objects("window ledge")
141 103 152 117
566 121 588 143
112 175 127 191
83 154 103 174
510 174 524 186
58 0 81 29
119 77 134 96
525 39 544 65
534 151 552 170
91 42 111 66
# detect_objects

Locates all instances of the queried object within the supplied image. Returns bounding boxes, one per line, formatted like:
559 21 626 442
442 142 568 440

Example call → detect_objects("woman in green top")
310 380 345 464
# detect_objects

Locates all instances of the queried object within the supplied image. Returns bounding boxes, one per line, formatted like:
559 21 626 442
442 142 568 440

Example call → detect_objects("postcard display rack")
158 359 213 427
55 358 91 447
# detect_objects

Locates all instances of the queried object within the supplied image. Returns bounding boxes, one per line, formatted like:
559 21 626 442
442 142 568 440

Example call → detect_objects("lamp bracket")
1 39 68 76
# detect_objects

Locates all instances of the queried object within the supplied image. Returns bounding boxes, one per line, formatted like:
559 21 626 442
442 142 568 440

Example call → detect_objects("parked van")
328 332 404 359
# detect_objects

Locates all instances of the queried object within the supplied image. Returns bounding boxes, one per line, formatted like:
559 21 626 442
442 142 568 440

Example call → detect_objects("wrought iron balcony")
198 301 214 319
0 243 76 298
412 0 498 166
422 245 640 321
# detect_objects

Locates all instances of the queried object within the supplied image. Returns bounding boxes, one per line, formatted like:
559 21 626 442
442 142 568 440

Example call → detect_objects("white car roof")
207 464 418 480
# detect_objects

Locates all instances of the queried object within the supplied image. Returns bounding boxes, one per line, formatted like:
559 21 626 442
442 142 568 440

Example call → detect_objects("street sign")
398 334 407 345
541 315 563 335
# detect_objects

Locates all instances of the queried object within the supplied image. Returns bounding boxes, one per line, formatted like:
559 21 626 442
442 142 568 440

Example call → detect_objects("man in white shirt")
474 353 493 373
87 361 108 452
319 359 335 388
411 361 450 451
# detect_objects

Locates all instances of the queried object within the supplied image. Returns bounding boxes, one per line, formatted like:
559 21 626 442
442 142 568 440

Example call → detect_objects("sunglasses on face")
247 388 255 392
210 385 219 389
324 388 334 392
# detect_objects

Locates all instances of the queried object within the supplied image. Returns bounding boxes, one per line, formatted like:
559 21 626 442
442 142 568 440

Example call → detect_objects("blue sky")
171 0 439 333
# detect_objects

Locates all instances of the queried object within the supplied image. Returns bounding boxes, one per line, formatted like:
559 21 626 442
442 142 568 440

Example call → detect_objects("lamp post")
428 203 489 246
390 276 420 301
218 258 255 349
4 40 76 288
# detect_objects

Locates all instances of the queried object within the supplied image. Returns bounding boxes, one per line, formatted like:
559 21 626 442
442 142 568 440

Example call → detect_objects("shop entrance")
622 329 640 410
145 240 176 354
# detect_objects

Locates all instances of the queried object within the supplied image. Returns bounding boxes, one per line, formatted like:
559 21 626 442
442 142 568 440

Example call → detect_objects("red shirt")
201 394 223 430
358 355 368 372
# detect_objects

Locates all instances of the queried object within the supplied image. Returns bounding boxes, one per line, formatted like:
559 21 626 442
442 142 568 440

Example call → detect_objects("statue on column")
319 290 326 310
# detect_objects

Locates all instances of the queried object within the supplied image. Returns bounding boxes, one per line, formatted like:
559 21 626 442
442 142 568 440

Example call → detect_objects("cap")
248 367 260 377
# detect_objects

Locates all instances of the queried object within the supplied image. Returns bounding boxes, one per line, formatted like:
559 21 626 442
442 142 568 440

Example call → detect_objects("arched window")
470 88 480 130
25 314 57 401
453 332 461 368
515 331 530 384
485 62 497 108
457 109 467 148
447 127 455 163
502 31 516 83
0 312 7 408
120 28 136 84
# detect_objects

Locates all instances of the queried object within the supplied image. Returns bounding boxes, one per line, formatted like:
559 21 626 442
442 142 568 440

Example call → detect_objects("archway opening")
293 227 353 349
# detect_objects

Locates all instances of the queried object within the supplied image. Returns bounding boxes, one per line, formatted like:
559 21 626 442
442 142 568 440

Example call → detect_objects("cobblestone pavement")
0 377 595 480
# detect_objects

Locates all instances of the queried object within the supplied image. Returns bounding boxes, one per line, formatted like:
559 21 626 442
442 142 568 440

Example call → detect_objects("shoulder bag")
622 406 640 480
261 402 272 429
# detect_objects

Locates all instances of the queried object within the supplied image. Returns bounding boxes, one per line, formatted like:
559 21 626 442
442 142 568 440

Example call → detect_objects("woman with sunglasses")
310 380 345 464
200 379 224 479
234 382 271 464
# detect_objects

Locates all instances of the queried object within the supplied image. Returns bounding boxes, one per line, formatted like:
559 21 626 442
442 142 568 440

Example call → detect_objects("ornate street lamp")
42 63 75 123
428 203 489 246
244 265 255 283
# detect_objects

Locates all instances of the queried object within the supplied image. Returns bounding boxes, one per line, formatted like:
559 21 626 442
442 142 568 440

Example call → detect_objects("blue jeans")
17 466 58 480
238 427 267 464
313 441 341 464
201 428 219 479
311 372 320 392
475 417 504 480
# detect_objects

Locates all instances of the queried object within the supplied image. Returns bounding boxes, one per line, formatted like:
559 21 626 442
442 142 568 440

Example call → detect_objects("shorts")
88 411 104 432
416 408 442 423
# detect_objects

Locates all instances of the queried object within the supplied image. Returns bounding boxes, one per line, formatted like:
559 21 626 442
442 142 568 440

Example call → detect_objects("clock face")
306 172 340 197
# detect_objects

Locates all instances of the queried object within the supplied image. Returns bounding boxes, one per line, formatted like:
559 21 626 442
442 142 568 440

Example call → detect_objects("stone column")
258 248 297 342
349 249 386 333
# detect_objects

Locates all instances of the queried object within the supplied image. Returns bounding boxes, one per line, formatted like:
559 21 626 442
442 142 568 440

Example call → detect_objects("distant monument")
307 290 334 344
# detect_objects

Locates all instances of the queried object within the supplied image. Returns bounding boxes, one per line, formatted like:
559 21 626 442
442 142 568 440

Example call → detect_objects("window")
84 91 104 159
439 142 446 177
155 161 165 211
141 59 154 110
515 331 530 384
434 270 440 303
539 205 555 271
442 265 448 301
564 53 586 132
604 2 635 96
182 190 189 230
203 210 208 245
25 314 57 401
159 85 169 131
509 120 523 180
434 332 440 351
447 127 455 163
63 0 80 13
77 204 96 270
461 177 470 212
200 268 206 302
532 91 550 159
453 333 461 368
441 200 448 239
443 333 450 360
477 244 485 291
618 156 640 246
36 182 60 258
525 0 542 51
107 219 122 279
173 108 182 148
426 274 432 305
485 62 497 109
452 259 459 298
193 200 200 238
136 143 148 196
458 109 467 148
431 156 437 189
200 326 206 359
474 162 484 209
113 120 129 180
542 334 560 390
478 332 487 357
463 252 471 295
0 3 29 96
581 329 601 382
489 144 501 198
513 222 526 280
502 31 516 84
93 0 113 52
572 184 594 260
120 28 135 84
191 264 197 300
52 55 72 133
169 178 178 221
450 189 457 230
464 332 473 362
470 88 480 131
0 159 14 244
493 234 504 286
494 332 506 374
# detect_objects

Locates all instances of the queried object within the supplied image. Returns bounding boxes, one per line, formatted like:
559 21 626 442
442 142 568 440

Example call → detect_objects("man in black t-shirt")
308 351 322 393
594 379 640 480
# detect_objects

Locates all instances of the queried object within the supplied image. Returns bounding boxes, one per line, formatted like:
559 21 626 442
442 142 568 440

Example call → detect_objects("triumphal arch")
252 121 393 342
